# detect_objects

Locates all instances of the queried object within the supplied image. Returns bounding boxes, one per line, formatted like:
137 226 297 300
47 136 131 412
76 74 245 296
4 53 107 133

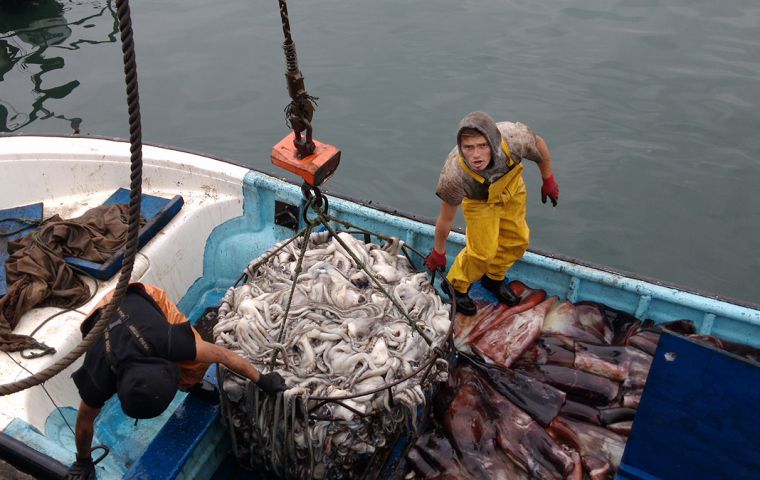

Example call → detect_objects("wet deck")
0 458 35 480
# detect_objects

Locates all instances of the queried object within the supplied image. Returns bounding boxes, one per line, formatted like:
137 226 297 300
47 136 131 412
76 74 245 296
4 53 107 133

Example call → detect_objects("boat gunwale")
2 132 758 313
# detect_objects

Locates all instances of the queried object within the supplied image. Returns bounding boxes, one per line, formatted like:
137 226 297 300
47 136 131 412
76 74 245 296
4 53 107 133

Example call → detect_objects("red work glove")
424 249 447 271
541 175 559 207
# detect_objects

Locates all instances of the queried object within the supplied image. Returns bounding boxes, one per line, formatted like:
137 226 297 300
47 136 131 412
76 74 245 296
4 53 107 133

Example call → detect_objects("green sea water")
1 0 759 304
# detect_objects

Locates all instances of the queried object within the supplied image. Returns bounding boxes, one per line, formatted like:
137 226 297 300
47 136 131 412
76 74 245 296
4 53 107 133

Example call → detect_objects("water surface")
2 0 759 303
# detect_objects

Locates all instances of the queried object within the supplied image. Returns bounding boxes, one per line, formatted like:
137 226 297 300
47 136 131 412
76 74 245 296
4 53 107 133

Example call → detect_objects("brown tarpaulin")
0 204 143 354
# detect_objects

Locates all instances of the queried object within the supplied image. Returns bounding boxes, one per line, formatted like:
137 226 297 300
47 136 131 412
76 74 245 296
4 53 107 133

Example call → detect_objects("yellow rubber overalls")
447 138 530 294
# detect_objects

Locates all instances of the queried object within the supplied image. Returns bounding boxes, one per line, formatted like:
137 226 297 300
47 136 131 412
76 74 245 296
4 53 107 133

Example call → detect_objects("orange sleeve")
141 284 211 390
141 284 188 326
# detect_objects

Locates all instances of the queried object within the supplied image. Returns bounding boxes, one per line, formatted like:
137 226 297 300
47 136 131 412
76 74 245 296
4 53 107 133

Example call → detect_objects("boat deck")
1 135 759 479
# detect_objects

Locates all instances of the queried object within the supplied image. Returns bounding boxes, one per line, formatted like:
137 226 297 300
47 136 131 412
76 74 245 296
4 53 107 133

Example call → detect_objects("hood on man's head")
117 356 179 419
456 111 506 167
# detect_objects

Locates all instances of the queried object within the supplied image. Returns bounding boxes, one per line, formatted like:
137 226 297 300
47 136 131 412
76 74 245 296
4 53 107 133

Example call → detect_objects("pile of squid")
406 281 758 480
214 230 451 479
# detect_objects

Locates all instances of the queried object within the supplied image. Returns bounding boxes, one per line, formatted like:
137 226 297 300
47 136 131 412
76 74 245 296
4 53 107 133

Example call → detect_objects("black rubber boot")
452 289 477 316
480 275 519 306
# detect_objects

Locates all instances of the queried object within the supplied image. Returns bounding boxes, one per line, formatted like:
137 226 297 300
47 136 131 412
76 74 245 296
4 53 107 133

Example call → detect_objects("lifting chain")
277 0 319 158
300 183 328 223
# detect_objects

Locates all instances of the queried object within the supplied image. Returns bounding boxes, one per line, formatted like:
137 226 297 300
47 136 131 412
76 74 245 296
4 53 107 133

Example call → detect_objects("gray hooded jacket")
436 111 540 205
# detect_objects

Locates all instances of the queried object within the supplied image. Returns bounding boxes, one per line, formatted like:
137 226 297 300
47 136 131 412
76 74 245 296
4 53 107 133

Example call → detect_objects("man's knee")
514 239 529 257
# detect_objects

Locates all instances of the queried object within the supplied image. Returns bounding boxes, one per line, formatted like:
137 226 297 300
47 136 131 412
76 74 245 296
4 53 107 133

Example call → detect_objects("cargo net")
215 215 453 479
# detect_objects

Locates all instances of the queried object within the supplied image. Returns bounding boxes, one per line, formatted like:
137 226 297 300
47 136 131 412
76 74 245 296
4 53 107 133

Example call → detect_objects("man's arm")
195 339 286 394
195 339 261 383
74 401 101 459
532 134 559 206
534 134 555 179
433 201 458 254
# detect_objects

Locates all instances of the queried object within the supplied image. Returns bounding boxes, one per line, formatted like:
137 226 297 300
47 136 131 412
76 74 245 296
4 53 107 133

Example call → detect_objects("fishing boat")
2 0 760 476
1 133 759 480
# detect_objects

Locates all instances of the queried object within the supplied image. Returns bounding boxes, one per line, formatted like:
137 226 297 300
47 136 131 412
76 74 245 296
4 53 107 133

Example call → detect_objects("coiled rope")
0 0 143 396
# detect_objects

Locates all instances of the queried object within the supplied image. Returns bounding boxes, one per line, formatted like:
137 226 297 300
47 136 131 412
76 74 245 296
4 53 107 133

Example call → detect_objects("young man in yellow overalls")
425 111 559 315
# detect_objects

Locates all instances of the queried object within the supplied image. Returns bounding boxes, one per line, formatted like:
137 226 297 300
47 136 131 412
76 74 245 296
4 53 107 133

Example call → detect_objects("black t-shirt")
71 286 197 408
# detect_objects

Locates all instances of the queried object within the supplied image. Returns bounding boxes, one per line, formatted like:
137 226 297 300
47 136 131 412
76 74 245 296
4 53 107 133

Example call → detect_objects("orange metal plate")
270 133 341 186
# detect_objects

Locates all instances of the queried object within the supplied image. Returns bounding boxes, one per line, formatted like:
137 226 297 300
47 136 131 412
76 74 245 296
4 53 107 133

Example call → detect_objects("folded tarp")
0 203 142 354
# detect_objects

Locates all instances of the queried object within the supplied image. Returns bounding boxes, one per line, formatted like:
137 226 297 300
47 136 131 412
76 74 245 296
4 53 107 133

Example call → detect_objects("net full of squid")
214 231 451 479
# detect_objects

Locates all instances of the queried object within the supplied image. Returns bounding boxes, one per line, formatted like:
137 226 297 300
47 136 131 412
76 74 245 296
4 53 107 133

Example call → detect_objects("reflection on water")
0 0 758 303
0 0 117 133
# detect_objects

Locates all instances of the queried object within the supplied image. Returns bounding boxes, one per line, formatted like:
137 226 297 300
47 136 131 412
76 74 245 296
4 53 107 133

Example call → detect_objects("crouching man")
64 283 285 479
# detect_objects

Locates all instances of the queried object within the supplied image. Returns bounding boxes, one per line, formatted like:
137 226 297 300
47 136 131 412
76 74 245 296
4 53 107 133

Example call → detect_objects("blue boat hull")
164 170 760 480
1 136 758 479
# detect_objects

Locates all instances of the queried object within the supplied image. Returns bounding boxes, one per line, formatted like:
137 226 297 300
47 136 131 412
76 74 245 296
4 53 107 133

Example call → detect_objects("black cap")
116 357 180 419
